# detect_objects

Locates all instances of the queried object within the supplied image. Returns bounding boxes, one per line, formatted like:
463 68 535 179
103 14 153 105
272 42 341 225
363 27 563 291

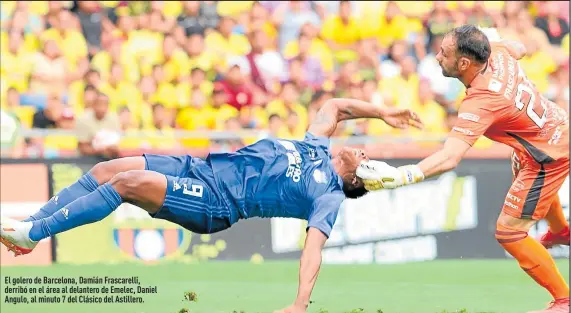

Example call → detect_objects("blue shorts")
143 154 232 234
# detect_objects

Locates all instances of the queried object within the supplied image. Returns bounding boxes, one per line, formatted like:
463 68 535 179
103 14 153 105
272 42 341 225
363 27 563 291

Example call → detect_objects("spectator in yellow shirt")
74 84 98 113
161 35 188 83
205 16 251 68
41 9 88 68
283 22 335 74
183 34 217 76
266 81 308 136
90 40 140 83
151 64 177 109
98 63 139 114
211 83 239 130
379 56 420 110
8 7 43 52
410 79 448 136
190 68 214 97
176 90 212 149
423 2 455 52
374 1 409 50
320 0 361 62
44 107 78 154
281 111 306 140
222 116 247 147
145 103 178 149
133 75 158 129
118 106 137 132
249 1 278 49
1 31 33 93
519 37 557 94
85 69 102 89
29 40 68 96
4 88 35 129
267 113 284 138
116 105 149 150
176 67 215 108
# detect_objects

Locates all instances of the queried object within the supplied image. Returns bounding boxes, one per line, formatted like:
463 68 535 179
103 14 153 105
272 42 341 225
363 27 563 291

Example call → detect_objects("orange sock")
496 224 569 299
544 196 569 234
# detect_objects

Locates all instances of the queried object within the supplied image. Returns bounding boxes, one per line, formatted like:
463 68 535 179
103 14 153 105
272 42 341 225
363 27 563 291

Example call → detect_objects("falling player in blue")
1 98 422 313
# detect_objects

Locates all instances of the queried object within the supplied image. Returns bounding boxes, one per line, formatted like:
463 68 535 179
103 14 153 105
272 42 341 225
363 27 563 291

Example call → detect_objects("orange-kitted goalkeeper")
358 25 569 313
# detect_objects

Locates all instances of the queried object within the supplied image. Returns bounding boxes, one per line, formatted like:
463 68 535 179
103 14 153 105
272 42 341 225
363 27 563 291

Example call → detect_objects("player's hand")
356 160 425 190
380 107 424 130
273 303 307 313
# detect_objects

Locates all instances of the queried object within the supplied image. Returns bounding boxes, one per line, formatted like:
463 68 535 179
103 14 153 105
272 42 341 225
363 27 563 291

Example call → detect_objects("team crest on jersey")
313 169 327 184
308 148 317 160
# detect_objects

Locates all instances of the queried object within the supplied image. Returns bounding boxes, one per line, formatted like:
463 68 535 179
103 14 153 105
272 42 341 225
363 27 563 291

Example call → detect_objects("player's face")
337 147 369 187
436 35 460 78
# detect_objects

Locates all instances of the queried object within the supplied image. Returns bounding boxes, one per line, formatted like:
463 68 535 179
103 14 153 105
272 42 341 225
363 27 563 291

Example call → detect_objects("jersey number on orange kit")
514 66 547 129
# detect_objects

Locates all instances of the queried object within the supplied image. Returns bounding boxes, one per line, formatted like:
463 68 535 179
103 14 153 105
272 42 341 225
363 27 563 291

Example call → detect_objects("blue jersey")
207 132 346 237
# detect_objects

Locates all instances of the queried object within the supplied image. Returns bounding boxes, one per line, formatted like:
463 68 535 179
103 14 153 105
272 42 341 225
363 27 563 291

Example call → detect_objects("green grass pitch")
1 260 568 313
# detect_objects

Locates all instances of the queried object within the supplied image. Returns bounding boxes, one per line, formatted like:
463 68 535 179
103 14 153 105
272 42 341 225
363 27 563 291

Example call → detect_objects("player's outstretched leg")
23 157 146 222
495 213 570 313
1 170 166 256
540 196 570 249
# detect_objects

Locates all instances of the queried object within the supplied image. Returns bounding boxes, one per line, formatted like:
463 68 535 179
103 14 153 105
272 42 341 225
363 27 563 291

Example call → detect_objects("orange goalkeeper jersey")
450 46 569 163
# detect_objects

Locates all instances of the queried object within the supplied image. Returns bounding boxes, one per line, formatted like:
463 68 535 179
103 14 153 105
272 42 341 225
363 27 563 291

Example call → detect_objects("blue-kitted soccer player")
1 98 422 313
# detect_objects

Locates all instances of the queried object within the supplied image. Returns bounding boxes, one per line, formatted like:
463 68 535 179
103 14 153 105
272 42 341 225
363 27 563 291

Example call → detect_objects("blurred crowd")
1 1 569 158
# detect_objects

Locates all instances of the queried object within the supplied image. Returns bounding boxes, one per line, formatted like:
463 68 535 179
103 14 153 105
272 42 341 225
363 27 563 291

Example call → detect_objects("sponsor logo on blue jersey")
278 140 303 183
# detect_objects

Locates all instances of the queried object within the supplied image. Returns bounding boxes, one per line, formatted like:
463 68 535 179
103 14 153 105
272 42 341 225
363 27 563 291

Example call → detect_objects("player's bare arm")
478 27 526 60
355 137 472 190
308 98 423 138
491 40 527 60
275 227 328 313
416 137 471 178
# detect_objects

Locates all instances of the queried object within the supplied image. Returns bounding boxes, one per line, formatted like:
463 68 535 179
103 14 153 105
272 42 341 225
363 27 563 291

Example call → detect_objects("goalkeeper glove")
356 160 425 191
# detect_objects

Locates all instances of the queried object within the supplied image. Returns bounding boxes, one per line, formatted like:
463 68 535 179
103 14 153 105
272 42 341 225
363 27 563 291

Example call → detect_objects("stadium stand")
1 1 568 159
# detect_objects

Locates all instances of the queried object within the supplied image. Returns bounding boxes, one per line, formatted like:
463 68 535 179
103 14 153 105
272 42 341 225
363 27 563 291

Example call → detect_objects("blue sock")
29 184 123 241
24 173 99 222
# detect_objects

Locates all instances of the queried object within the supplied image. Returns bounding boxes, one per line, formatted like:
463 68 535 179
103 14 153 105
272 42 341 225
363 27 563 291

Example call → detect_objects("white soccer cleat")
0 217 38 257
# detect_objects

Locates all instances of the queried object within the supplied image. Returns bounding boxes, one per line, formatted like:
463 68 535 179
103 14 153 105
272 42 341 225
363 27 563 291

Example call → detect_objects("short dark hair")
268 113 281 122
84 84 97 93
86 69 100 77
152 103 165 112
96 92 109 103
343 184 368 199
280 80 298 92
447 25 491 64
118 106 130 113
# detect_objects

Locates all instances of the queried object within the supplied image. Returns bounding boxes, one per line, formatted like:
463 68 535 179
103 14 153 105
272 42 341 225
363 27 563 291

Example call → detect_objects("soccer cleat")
0 217 38 257
528 297 570 313
540 226 571 249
